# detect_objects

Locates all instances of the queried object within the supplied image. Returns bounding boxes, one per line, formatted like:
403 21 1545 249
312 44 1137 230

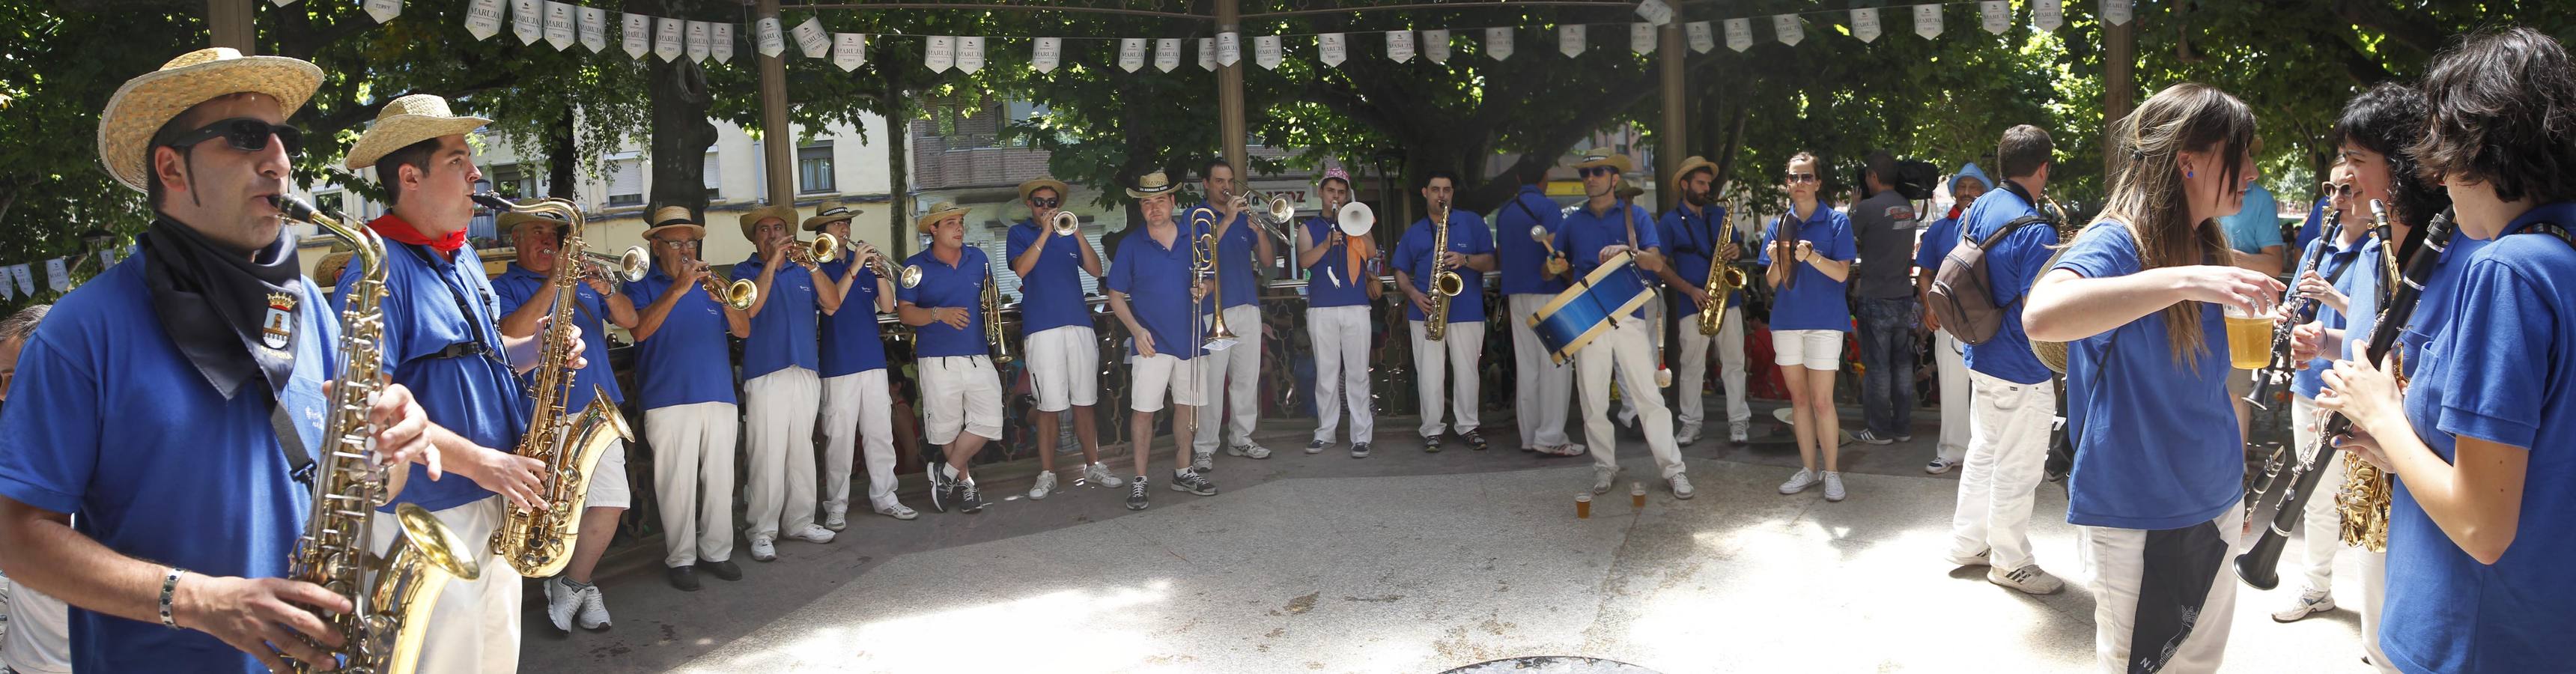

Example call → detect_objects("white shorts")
919 356 1004 444
1128 352 1206 413
1025 325 1101 412
581 438 631 509
1772 329 1846 371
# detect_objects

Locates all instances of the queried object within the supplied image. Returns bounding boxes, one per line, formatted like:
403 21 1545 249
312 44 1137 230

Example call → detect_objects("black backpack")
1927 181 2057 345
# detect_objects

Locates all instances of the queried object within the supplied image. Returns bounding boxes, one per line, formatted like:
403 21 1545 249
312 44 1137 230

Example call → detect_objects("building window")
607 155 645 207
703 151 722 198
798 144 835 194
488 164 539 200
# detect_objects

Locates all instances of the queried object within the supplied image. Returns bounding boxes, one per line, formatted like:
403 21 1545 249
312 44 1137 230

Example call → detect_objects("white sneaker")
1191 451 1214 473
1729 420 1750 444
1227 442 1272 459
2271 589 2336 622
875 503 920 520
1592 465 1620 495
1668 473 1695 500
748 536 777 562
1778 468 1819 494
821 500 848 532
575 585 612 630
1987 564 2065 595
1081 462 1126 488
1822 471 1847 502
1943 548 1991 567
1674 422 1702 446
1925 457 1960 475
786 525 835 544
542 577 579 631
1027 471 1059 500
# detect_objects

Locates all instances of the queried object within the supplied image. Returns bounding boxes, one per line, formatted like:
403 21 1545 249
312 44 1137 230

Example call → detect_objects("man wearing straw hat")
620 207 753 591
1295 166 1382 458
898 202 1007 514
806 201 921 526
1653 156 1753 447
0 49 445 673
491 213 640 632
1552 151 1692 500
1004 178 1126 499
1104 171 1221 510
731 204 843 559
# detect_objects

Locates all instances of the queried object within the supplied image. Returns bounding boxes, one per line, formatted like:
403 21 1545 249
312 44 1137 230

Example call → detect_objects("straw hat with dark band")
737 204 799 240
802 201 860 232
641 205 705 241
1017 177 1070 202
344 94 492 171
1571 150 1635 174
914 202 971 234
1669 155 1719 195
97 48 323 192
1126 171 1179 199
498 211 569 238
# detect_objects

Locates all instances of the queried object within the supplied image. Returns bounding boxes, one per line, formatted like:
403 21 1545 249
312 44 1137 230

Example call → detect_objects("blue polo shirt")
1005 219 1096 333
1660 203 1743 309
2382 202 2576 673
2294 196 2327 257
2345 231 2491 377
1555 201 1663 320
0 253 334 674
732 254 819 380
896 246 992 359
619 269 737 410
2053 220 2241 530
2220 183 2284 255
1391 211 1497 323
1959 188 2058 385
1194 201 1260 311
491 264 624 408
1494 186 1570 297
1916 216 1961 276
2288 236 2363 399
1105 222 1206 360
814 259 887 377
1755 204 1857 333
1301 216 1372 308
338 237 521 514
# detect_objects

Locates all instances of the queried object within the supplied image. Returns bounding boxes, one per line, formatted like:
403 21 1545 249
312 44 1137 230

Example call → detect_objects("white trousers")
2081 509 2241 674
743 367 821 540
821 369 899 511
2289 395 2345 595
645 401 737 567
1579 318 1685 479
2359 549 2398 673
1509 294 1575 449
1932 330 1971 463
1409 319 1486 437
1308 305 1373 443
1947 371 2056 570
1194 304 1263 453
1672 305 1751 428
372 496 517 674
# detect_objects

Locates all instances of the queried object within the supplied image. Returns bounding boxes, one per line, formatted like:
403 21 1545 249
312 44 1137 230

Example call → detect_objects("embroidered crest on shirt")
261 291 297 350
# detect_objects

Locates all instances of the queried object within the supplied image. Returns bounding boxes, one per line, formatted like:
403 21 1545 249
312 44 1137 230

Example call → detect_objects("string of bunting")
0 246 132 301
298 0 2136 73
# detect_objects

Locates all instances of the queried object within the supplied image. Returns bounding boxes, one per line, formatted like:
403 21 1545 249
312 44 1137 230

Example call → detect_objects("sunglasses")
158 118 303 157
1027 196 1061 208
1785 172 1818 183
2331 183 2355 198
1578 166 1618 178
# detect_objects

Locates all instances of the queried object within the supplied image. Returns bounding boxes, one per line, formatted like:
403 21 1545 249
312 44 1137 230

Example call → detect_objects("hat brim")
802 213 857 232
498 213 569 237
1572 155 1635 174
914 207 972 234
1125 184 1178 199
1669 157 1719 192
642 222 706 241
738 205 800 240
345 115 492 171
1018 179 1070 202
97 55 323 192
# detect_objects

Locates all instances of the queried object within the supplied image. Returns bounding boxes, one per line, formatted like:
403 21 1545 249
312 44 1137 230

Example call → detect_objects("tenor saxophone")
1696 209 1746 336
273 195 481 674
1424 204 1465 341
474 194 635 577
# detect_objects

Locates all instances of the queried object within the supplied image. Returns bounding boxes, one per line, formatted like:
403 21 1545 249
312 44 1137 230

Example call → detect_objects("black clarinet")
2243 198 2348 413
2235 206 2455 590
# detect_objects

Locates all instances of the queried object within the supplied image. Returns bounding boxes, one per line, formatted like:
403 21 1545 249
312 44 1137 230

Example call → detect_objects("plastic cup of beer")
1576 493 1592 519
2222 303 2274 371
1630 482 1647 509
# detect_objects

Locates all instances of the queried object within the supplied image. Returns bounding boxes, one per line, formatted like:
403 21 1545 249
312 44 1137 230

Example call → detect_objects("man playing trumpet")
808 201 920 527
1006 178 1125 499
620 207 753 591
732 205 843 559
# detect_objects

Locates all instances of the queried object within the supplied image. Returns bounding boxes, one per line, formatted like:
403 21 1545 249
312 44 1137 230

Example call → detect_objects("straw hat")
1016 177 1070 202
97 48 323 192
1570 150 1635 174
1669 155 1719 195
641 206 704 241
914 202 971 234
498 211 568 239
737 204 799 240
1126 171 1180 199
344 94 492 171
801 200 860 232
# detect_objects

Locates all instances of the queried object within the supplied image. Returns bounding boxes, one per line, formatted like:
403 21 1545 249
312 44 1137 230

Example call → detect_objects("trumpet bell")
899 264 926 288
1264 195 1295 225
612 246 650 282
1337 201 1375 237
1051 210 1081 236
808 234 844 264
718 279 757 310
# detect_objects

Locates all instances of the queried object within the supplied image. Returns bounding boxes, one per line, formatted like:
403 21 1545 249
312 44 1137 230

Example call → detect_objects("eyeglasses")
1027 197 1060 208
157 118 303 157
1785 172 1819 183
1578 166 1618 178
657 240 703 250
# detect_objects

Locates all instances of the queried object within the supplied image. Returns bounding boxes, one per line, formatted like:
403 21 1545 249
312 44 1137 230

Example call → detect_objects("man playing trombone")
1392 170 1498 452
808 201 920 526
1105 171 1220 510
897 204 1006 515
1295 167 1382 458
1006 178 1126 499
1190 160 1277 470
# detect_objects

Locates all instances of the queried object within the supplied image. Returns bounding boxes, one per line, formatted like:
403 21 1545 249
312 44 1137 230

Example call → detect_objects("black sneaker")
1352 443 1371 458
699 559 743 581
1126 478 1150 510
957 480 985 514
1463 431 1489 451
1304 439 1329 455
1424 434 1445 453
1170 469 1218 496
928 467 953 513
666 565 700 592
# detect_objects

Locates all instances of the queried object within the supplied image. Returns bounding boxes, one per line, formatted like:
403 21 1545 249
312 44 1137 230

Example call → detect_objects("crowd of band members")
3 25 2575 674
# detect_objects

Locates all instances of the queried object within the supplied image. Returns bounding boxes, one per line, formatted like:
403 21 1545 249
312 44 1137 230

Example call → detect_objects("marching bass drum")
1527 251 1654 365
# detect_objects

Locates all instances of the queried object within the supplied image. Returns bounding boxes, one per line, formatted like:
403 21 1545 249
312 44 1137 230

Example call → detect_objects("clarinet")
2243 198 2348 413
2235 205 2455 590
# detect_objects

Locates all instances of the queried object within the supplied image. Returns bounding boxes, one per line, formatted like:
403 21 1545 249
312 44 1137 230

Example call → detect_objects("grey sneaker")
1593 465 1620 495
2271 589 2336 622
1822 471 1847 502
1081 462 1126 488
1675 422 1703 446
1778 468 1820 494
1851 429 1896 446
821 500 848 532
1988 564 2065 595
543 577 579 632
874 503 920 520
574 584 611 630
1191 451 1215 473
1027 471 1059 500
1668 473 1695 500
1729 420 1750 444
1227 442 1273 459
1170 469 1218 496
956 480 985 514
1305 439 1329 455
1126 478 1149 511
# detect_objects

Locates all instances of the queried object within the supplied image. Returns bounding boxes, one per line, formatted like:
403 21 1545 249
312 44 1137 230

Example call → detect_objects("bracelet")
158 567 186 629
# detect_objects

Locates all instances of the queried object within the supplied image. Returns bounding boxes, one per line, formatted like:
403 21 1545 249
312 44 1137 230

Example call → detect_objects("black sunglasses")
158 118 303 157
1578 166 1617 178
1785 172 1819 183
1027 196 1061 208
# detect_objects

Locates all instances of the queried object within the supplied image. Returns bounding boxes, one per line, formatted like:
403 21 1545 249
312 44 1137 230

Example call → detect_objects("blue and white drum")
1528 252 1654 364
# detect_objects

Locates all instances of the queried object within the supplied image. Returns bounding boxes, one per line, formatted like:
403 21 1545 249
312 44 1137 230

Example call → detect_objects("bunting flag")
10 264 29 297
685 20 711 63
1772 14 1802 46
711 22 733 62
364 0 400 23
1318 33 1346 67
620 13 648 58
1686 21 1714 53
2104 0 2134 25
511 0 541 45
1634 0 1675 26
1851 7 1881 43
1255 34 1284 70
1422 29 1450 64
653 16 683 62
832 33 865 71
464 0 503 40
1217 31 1241 67
1033 37 1062 73
541 1 574 50
44 258 68 292
755 15 784 58
2034 0 2065 31
958 36 985 73
1981 1 2011 34
925 35 956 72
1725 18 1752 52
1629 23 1654 55
1558 24 1585 57
1153 37 1181 72
1485 27 1513 61
1385 30 1415 63
1197 37 1215 70
792 16 828 58
1118 37 1146 72
1914 4 1943 40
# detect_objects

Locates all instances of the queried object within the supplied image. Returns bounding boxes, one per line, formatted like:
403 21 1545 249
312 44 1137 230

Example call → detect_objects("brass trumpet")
574 246 651 288
848 239 894 279
1231 180 1299 243
780 231 843 268
1051 210 1081 237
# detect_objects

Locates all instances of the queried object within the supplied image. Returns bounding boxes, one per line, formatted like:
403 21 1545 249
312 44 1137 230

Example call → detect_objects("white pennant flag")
44 258 68 292
958 36 983 73
578 6 607 52
10 264 30 297
1634 0 1675 26
1153 37 1181 73
1486 27 1514 61
541 1 574 49
712 23 734 63
686 21 711 63
620 13 648 58
1914 4 1943 40
793 17 829 58
1851 8 1882 43
753 16 783 57
98 247 116 270
364 0 400 22
1558 24 1585 58
1724 18 1752 52
1421 29 1449 64
464 0 503 40
925 36 956 73
654 17 684 62
832 33 865 71
0 267 10 300
1773 14 1803 46
2103 0 2134 26
1385 30 1415 63
2034 0 2065 31
1118 38 1146 72
1197 37 1215 70
1030 37 1062 73
1686 21 1715 53
1630 22 1655 55
1254 34 1283 70
1981 1 2011 34
511 0 541 45
1217 31 1241 67
1318 33 1346 67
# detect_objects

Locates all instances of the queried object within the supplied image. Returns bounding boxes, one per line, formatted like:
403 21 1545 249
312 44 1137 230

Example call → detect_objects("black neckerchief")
139 216 303 400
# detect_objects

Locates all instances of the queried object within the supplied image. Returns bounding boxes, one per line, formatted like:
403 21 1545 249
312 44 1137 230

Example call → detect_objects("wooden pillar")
757 0 796 208
1657 21 1686 201
2105 16 2136 175
1216 0 1248 177
208 0 254 53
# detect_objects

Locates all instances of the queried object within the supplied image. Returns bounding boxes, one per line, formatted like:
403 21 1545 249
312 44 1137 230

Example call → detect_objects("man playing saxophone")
1391 170 1497 452
898 203 1006 515
1651 157 1751 446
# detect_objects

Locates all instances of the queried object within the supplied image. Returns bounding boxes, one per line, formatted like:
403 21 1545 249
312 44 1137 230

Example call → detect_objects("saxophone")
2336 201 2420 553
1695 207 1746 336
1424 203 1465 341
981 246 1012 365
273 195 481 674
474 194 635 577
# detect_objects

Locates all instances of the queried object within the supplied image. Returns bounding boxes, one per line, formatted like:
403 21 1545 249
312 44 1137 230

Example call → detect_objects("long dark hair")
2097 82 2256 365
2335 82 2448 260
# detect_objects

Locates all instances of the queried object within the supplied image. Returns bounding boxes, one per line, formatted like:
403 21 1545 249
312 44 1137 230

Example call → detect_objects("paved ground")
522 402 2387 673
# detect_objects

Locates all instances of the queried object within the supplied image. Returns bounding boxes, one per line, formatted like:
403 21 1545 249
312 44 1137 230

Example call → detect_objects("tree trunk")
547 101 577 201
884 75 912 260
647 51 718 224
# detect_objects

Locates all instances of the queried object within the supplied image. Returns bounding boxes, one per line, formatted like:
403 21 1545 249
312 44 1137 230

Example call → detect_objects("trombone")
1188 207 1239 353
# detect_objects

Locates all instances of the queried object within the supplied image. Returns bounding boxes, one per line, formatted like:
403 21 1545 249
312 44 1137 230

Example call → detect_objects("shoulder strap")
1979 214 2055 248
2518 221 2575 248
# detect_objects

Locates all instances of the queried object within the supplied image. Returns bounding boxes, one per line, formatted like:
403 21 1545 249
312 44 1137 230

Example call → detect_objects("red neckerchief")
368 212 467 261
